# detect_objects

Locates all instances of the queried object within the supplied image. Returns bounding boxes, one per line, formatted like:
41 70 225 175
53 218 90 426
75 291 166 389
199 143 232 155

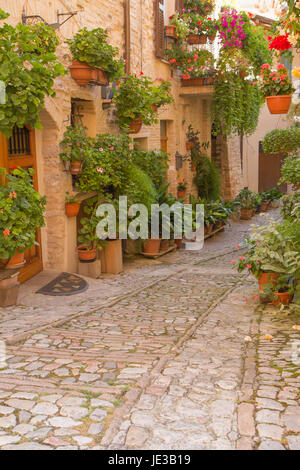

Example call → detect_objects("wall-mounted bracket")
22 8 81 30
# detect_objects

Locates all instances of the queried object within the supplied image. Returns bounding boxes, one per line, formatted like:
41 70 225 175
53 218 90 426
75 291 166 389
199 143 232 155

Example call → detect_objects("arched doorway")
0 126 43 282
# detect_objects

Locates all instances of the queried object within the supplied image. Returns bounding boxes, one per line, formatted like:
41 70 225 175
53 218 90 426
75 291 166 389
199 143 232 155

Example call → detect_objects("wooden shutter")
124 0 131 74
175 0 185 11
155 0 165 58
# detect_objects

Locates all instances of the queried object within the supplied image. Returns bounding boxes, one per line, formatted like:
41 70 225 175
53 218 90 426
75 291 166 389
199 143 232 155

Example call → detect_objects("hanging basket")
128 118 143 134
69 60 109 87
266 95 292 114
165 25 176 38
188 34 207 45
65 203 80 217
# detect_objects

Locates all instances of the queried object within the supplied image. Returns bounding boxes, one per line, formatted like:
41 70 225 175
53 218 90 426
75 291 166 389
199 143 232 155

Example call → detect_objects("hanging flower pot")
165 25 176 38
188 34 207 45
266 95 292 114
0 250 25 270
272 292 293 307
143 239 161 254
65 203 80 217
186 141 194 150
181 77 204 87
128 118 143 134
70 161 83 175
77 245 97 262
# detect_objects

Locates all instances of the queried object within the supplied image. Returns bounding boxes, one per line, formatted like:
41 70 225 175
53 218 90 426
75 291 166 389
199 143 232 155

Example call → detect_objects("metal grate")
8 126 30 156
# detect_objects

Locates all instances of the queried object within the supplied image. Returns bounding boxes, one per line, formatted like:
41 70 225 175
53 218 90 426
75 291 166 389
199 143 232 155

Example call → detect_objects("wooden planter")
0 251 25 270
69 60 109 87
266 95 292 115
78 246 97 262
188 34 207 44
70 161 83 175
204 77 215 85
240 208 253 220
143 239 161 254
65 203 80 217
272 292 292 307
100 239 123 274
128 118 143 134
165 25 176 38
181 77 204 87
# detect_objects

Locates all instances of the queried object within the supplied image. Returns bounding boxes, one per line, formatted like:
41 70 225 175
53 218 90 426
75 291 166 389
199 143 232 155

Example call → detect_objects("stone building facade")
0 0 244 279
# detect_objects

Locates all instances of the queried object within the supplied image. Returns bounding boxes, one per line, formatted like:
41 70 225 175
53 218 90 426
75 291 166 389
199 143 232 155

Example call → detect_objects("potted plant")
259 63 295 114
279 155 300 190
0 167 46 270
262 127 300 155
271 276 294 306
65 192 80 217
77 197 105 262
169 12 189 41
59 125 93 175
235 189 256 219
0 14 66 137
184 0 215 16
177 181 187 199
113 75 172 133
67 27 124 86
260 191 271 212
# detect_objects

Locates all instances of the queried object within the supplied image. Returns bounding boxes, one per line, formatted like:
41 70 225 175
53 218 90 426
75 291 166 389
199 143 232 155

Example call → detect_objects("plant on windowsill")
0 167 46 270
184 0 215 16
67 27 124 86
65 192 80 217
0 9 67 138
258 63 295 114
169 12 189 41
113 75 173 133
59 125 93 175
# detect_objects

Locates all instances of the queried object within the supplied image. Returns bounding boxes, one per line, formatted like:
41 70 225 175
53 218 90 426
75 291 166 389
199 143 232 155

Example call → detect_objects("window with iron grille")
8 126 30 156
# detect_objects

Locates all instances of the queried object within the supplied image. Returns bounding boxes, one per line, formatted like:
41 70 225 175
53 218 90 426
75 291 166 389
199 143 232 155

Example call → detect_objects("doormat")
36 272 88 296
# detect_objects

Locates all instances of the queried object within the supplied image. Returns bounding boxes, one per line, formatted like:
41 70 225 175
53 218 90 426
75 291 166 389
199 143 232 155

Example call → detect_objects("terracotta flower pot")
65 203 80 217
177 190 186 199
128 118 143 134
258 272 280 303
297 184 300 190
272 292 292 307
261 201 269 212
70 161 83 175
69 60 108 87
77 246 97 262
175 239 182 249
240 208 253 220
165 25 176 38
205 77 214 85
188 34 207 44
266 95 292 114
0 251 25 270
143 239 161 254
160 239 169 252
181 77 204 87
186 142 194 150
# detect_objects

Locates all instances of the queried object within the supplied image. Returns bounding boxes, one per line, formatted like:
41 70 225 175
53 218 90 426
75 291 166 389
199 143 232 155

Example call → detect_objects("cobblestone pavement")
0 210 299 450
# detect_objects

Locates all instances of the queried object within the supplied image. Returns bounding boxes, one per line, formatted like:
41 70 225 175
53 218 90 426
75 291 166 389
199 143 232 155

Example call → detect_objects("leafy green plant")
235 188 256 209
279 155 300 188
0 167 46 260
177 181 187 192
212 73 261 136
281 192 300 220
262 127 300 154
166 44 215 79
65 192 79 204
0 13 66 137
66 27 124 81
169 12 189 40
132 148 169 191
113 75 172 129
126 165 157 211
59 125 93 163
77 133 133 199
262 187 283 202
193 155 220 201
184 0 215 16
78 197 106 250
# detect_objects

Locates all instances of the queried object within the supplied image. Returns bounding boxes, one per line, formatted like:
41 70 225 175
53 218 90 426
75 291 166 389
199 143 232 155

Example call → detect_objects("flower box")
165 25 176 38
188 34 207 45
69 60 109 87
181 77 204 87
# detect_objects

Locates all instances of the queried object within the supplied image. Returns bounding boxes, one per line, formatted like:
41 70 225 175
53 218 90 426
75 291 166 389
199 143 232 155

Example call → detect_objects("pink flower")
99 148 103 152
110 146 114 150
97 167 104 173
231 260 236 264
247 264 252 269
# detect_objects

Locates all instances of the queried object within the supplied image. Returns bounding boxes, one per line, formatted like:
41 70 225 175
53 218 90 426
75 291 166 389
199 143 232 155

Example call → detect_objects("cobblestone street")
0 212 299 450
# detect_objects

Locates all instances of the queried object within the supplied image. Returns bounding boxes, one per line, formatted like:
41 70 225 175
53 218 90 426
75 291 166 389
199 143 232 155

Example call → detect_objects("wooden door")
0 126 43 283
160 120 168 152
258 143 287 193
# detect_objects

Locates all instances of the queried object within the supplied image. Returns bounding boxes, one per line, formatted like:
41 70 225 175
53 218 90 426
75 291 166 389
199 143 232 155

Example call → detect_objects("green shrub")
126 165 157 211
279 154 300 188
132 149 169 191
262 127 300 155
193 155 220 200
